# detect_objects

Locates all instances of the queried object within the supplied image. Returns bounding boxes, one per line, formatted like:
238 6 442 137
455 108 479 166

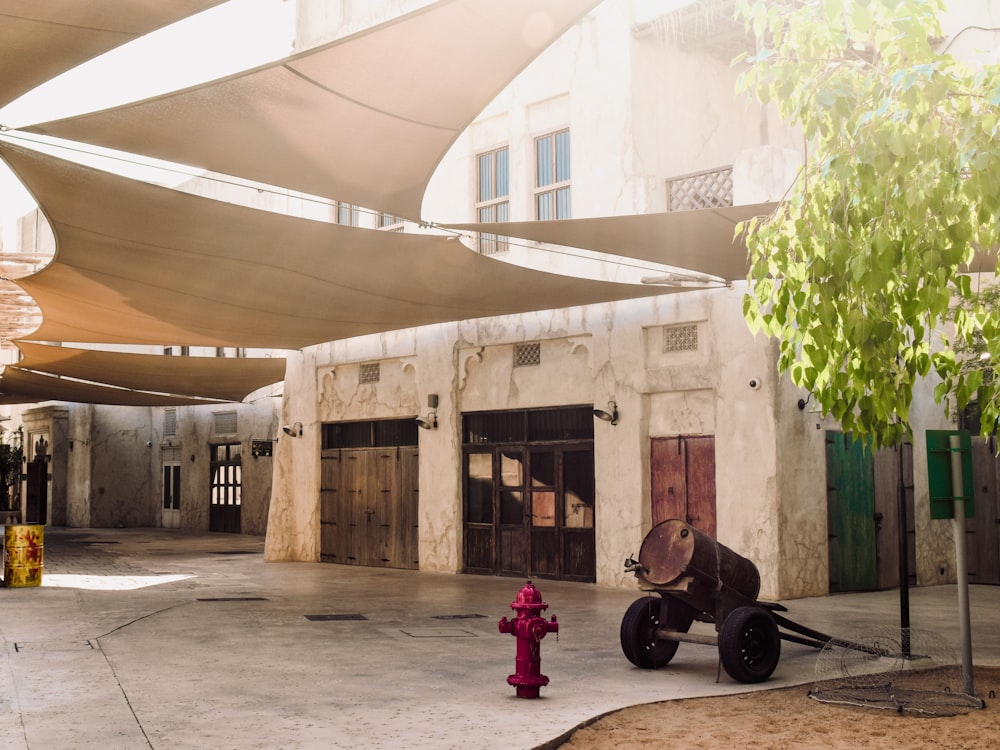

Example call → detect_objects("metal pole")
897 441 910 658
949 434 974 696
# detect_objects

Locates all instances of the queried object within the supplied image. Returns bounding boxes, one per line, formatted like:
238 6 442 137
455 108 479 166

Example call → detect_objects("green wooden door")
826 431 877 592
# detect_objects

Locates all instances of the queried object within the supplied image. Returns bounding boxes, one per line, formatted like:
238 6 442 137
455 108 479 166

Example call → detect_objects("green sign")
925 430 974 520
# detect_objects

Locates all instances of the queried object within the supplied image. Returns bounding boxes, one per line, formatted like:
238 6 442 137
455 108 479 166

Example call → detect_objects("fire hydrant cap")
511 580 548 611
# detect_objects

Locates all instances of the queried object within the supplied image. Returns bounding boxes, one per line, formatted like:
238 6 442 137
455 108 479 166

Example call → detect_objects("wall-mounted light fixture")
416 412 437 430
416 394 439 430
282 421 303 437
593 400 619 426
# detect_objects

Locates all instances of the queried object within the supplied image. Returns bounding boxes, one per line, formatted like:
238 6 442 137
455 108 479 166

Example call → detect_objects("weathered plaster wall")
265 348 321 559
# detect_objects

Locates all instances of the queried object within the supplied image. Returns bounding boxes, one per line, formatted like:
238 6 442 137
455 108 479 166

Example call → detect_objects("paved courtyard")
0 527 997 749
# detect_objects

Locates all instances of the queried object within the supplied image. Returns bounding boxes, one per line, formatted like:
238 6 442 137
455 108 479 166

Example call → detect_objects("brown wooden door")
968 438 1000 585
499 449 527 576
650 436 716 537
397 446 420 569
320 450 343 563
873 441 916 589
320 447 418 570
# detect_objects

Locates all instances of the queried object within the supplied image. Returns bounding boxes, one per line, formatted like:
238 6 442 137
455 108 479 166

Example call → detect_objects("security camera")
282 422 303 437
748 378 761 391
146 441 153 447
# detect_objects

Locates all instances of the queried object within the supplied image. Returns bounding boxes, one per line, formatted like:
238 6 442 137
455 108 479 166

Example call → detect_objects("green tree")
734 0 1000 448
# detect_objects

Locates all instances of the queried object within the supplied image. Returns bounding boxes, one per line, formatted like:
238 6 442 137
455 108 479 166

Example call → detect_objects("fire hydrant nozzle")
498 580 559 698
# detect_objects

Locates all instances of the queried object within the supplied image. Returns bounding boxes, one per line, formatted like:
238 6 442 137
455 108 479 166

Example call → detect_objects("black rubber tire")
620 596 694 669
718 606 781 683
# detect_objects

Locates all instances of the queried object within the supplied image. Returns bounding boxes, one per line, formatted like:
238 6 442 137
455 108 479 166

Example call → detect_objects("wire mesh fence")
809 627 986 716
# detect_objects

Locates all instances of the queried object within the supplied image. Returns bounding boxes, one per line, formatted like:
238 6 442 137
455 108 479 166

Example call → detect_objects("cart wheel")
718 606 781 683
620 596 694 669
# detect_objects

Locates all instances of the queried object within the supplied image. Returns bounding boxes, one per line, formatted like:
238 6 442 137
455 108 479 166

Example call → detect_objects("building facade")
3 0 998 602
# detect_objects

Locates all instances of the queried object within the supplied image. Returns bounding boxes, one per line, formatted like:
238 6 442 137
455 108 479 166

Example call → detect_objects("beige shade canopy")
0 367 231 406
24 0 603 221
0 0 224 110
1 142 668 350
10 341 285 403
443 203 778 282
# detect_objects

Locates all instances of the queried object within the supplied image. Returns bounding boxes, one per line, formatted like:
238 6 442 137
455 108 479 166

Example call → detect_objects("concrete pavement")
0 527 997 749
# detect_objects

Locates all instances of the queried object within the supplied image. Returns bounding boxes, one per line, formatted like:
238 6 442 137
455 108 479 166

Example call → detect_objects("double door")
320 447 418 569
650 435 716 537
464 445 595 581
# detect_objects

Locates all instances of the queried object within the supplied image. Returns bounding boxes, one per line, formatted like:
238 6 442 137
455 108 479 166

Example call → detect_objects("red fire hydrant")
498 580 559 698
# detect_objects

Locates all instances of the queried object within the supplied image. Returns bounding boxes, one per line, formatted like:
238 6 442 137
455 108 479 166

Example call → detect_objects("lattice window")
663 324 699 353
514 342 541 367
359 362 381 384
213 410 238 435
667 167 733 211
164 408 177 437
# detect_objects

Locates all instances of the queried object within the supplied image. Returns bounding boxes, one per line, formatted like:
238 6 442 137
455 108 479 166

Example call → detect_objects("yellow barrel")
3 525 43 587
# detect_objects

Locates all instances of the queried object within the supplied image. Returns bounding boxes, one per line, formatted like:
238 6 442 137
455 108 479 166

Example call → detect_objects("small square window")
359 363 381 384
514 342 541 367
663 324 699 353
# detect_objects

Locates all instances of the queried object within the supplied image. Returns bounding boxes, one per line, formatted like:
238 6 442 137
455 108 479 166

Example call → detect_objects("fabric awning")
442 204 778 282
23 0 602 220
1 142 669 350
0 366 230 406
11 341 285 403
0 0 224 110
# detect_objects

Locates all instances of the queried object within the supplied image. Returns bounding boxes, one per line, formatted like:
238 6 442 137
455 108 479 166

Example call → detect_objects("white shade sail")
24 0 603 221
0 367 230 406
443 204 777 282
1 142 668 350
10 341 285 403
0 0 224 109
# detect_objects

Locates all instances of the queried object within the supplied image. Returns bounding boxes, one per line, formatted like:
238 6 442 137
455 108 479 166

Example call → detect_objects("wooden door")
498 449 527 576
650 436 716 537
320 450 343 562
826 431 877 592
397 446 420 570
529 450 558 577
872 441 917 589
968 439 1000 584
321 447 419 570
561 448 596 581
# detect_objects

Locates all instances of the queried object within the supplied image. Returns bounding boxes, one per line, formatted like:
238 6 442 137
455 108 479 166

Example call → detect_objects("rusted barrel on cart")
637 519 758 614
3 524 44 587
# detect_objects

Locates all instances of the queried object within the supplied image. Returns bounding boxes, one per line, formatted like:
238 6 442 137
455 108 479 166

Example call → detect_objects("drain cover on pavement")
304 613 368 621
432 613 486 620
14 640 96 652
399 628 477 638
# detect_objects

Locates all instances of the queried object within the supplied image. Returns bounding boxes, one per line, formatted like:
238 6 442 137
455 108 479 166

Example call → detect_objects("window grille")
162 445 181 463
462 406 593 444
535 129 571 220
359 362 381 384
476 146 510 254
667 167 733 211
164 407 177 437
213 410 238 435
514 342 541 367
663 324 699 353
322 419 419 449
